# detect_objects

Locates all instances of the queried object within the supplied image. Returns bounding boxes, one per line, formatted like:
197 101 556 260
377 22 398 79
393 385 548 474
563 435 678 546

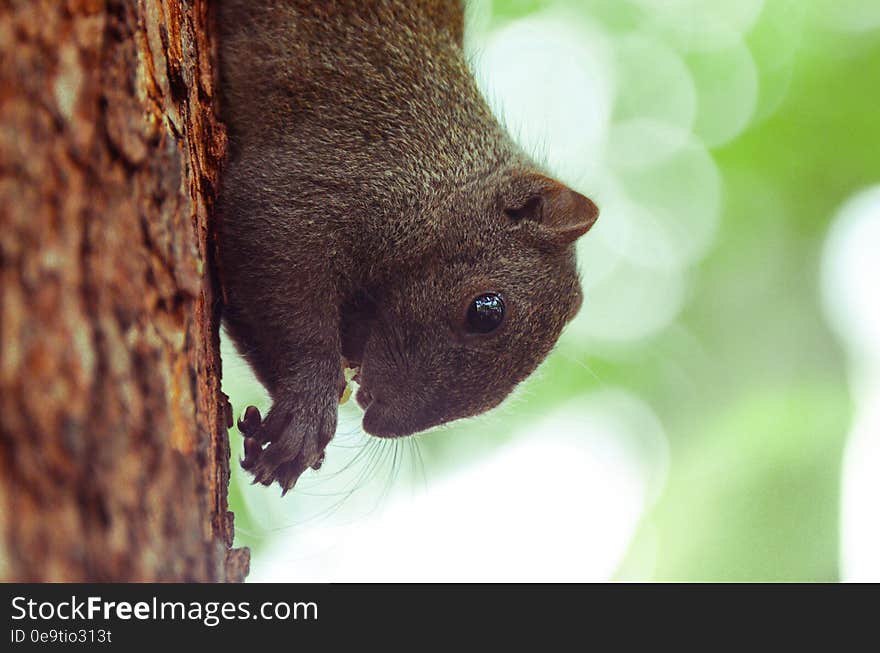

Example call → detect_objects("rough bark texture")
0 0 249 581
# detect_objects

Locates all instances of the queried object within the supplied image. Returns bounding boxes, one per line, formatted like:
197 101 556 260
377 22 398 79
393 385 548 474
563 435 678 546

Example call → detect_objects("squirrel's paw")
237 400 335 495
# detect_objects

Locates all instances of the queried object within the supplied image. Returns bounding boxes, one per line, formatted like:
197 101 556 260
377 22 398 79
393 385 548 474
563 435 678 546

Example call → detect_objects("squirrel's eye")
466 293 505 334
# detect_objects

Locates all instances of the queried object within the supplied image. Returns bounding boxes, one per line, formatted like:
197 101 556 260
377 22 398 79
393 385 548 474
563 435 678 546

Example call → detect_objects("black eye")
466 293 505 334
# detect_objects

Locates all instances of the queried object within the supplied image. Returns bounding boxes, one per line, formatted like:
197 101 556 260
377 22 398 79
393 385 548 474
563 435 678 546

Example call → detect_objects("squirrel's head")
347 172 598 437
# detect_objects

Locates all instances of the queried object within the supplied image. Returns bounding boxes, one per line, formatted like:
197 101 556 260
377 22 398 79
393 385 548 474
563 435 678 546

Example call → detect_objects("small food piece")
339 366 359 405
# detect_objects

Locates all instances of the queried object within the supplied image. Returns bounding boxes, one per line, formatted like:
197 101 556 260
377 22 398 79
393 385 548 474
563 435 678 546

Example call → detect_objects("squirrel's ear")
505 178 599 243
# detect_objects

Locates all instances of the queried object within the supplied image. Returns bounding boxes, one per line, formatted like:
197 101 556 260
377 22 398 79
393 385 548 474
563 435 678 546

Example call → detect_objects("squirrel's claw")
240 435 263 470
237 405 262 438
236 402 331 493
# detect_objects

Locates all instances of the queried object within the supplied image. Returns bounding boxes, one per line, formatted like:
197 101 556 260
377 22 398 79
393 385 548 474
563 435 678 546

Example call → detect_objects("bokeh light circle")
613 34 697 131
821 186 880 361
632 0 766 52
475 12 614 187
688 41 759 147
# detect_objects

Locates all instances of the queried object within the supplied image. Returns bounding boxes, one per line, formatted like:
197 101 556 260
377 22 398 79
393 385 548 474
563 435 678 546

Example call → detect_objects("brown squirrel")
217 1 599 493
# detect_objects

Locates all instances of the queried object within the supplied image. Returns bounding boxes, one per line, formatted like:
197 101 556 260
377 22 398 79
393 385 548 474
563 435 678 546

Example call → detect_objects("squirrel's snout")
362 401 411 439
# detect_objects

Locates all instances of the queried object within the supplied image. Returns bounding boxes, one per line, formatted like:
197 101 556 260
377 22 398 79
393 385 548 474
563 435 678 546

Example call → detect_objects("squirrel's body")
218 1 598 492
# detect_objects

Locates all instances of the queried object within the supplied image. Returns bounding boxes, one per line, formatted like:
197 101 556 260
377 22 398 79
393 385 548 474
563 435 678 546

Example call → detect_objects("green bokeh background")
225 0 879 581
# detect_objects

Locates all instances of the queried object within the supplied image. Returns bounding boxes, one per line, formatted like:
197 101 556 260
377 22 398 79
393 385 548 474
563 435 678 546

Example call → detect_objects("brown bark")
0 0 248 581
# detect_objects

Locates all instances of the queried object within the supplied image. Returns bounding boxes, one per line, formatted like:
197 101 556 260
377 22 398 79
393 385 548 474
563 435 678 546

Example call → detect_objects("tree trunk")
0 0 248 581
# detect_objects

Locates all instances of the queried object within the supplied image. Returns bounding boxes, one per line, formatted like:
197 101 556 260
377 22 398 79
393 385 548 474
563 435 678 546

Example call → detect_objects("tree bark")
0 0 248 581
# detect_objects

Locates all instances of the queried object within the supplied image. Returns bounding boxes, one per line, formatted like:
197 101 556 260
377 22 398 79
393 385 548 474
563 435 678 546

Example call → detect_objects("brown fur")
217 0 598 492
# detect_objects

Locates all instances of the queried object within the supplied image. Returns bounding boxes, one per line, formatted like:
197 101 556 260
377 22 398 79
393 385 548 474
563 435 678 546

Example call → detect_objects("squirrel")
216 0 599 493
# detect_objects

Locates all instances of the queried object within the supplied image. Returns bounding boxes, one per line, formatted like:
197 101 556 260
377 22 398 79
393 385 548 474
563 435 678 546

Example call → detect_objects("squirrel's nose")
362 401 408 438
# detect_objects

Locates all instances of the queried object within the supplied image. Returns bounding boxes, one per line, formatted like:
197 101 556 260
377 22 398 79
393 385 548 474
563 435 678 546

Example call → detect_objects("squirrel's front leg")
234 307 345 494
